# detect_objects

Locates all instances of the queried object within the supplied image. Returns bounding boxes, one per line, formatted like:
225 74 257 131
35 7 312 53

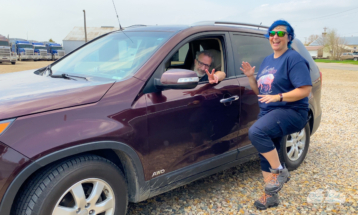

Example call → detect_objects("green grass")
314 59 358 65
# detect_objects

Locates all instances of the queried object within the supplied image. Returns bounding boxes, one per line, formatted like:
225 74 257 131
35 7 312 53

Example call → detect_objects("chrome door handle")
220 95 239 103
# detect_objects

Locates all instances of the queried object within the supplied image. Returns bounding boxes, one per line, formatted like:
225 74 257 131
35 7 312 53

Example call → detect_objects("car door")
142 32 242 182
229 32 274 158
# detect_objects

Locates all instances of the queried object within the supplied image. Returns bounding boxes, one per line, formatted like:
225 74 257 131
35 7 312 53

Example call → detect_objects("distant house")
342 37 358 51
305 46 322 59
307 36 358 58
63 26 119 54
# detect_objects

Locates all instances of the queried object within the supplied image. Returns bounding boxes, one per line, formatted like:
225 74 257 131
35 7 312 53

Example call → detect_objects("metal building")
63 26 119 54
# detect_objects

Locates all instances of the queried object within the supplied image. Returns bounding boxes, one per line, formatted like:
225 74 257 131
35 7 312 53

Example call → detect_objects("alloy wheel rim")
286 128 306 161
52 178 115 215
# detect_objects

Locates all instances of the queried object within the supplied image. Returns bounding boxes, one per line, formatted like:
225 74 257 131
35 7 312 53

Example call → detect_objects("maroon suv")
0 21 322 215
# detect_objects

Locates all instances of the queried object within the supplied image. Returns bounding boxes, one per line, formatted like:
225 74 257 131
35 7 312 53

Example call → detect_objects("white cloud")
1 0 357 45
249 0 356 20
0 0 236 43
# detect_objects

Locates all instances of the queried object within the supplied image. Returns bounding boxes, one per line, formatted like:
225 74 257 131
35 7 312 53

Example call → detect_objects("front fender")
0 141 150 215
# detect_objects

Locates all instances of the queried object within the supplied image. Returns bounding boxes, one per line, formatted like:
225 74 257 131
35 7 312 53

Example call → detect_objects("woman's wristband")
279 93 283 102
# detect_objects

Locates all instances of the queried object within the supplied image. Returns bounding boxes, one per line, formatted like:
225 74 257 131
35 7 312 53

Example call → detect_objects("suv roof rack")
191 21 269 29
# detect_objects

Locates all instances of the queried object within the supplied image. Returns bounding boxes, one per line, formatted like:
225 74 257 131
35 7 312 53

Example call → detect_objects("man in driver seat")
193 50 226 84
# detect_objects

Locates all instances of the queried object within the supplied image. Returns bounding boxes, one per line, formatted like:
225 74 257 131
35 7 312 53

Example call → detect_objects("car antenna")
111 0 133 43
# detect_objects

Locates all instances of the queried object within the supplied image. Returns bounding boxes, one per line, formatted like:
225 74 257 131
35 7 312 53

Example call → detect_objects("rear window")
52 31 172 81
231 34 273 75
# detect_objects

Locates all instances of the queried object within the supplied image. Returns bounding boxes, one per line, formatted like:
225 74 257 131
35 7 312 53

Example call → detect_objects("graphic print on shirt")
257 66 277 94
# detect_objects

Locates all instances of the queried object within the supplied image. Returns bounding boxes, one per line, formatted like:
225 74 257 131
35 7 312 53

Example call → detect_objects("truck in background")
9 39 34 61
32 42 51 61
43 42 65 61
0 35 17 65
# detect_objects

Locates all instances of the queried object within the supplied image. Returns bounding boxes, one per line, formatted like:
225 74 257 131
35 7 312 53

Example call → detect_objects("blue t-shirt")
256 49 312 113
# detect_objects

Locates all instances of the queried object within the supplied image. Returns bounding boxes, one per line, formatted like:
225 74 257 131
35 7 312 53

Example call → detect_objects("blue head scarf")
265 20 295 49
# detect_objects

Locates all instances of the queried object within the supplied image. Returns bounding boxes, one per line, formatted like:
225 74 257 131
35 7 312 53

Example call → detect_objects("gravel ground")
0 61 52 74
1 63 357 214
127 68 358 215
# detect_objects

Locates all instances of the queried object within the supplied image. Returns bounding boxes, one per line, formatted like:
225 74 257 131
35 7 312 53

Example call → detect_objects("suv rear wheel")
12 154 128 215
279 123 310 171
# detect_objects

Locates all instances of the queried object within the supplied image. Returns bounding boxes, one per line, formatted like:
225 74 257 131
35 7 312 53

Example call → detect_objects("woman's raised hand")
240 61 255 78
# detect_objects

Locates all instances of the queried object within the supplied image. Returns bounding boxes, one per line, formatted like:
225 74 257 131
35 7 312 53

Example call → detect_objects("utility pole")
83 10 87 43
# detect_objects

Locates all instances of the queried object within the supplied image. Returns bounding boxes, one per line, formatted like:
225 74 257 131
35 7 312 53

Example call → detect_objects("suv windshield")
52 31 172 80
0 41 9 46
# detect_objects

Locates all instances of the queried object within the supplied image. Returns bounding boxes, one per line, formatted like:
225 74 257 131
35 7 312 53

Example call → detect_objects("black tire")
11 62 16 65
278 123 310 171
12 154 128 215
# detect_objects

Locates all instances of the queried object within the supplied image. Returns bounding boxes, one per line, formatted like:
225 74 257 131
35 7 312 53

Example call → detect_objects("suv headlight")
0 119 15 135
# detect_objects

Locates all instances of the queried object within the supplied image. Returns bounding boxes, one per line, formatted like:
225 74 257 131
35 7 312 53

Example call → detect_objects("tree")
304 34 319 46
317 29 347 60
49 38 55 42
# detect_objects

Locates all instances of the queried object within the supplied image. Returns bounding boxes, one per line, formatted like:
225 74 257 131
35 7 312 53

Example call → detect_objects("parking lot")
1 62 358 214
124 66 358 215
0 61 52 74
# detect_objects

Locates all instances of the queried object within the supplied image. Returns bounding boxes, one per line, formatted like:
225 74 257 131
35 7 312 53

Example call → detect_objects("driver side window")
142 35 230 94
169 43 189 67
165 37 228 82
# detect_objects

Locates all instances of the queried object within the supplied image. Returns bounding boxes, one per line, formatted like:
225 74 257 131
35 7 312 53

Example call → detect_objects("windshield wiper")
50 73 88 81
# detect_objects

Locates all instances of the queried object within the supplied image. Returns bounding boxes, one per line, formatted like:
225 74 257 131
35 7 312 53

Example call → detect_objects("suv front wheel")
12 154 128 215
279 123 310 171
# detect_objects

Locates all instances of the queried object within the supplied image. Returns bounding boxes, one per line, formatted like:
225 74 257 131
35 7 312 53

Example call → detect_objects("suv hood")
0 70 115 120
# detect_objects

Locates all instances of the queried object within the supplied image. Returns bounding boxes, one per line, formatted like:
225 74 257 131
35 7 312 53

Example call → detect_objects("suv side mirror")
155 69 199 90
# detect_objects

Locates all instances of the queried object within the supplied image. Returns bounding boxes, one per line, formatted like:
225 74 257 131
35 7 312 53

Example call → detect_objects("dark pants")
248 108 308 172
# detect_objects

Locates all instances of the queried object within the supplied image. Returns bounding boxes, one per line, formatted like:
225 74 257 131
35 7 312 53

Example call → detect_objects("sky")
1 0 358 45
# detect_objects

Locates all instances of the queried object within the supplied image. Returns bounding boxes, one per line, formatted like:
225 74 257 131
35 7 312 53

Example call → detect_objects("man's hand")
258 94 280 104
205 69 219 84
183 90 196 96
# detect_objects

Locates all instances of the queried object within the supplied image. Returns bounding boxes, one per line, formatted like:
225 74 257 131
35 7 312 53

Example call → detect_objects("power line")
342 31 358 36
292 6 358 22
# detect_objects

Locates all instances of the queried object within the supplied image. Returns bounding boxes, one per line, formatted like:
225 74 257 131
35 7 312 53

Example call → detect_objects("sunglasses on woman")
269 31 287 37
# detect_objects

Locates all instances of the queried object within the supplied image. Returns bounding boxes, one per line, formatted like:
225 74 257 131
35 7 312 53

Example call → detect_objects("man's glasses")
269 31 287 37
196 58 211 68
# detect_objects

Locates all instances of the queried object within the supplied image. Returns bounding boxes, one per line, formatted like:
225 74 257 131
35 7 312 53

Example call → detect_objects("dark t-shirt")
199 75 208 82
256 49 312 113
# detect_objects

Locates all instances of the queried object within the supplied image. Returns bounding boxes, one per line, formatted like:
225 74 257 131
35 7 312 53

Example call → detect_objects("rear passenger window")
231 34 273 75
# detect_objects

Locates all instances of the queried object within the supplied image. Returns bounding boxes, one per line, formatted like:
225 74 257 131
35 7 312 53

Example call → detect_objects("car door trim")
148 146 257 198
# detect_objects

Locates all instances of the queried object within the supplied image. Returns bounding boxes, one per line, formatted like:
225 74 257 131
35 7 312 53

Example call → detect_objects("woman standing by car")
240 20 312 210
